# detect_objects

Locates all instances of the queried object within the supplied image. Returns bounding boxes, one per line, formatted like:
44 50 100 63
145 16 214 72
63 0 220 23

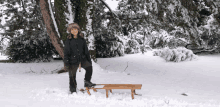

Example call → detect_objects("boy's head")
67 23 81 33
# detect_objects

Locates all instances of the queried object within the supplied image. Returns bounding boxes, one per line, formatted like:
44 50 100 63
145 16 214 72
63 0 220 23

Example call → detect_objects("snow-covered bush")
95 35 125 58
6 35 57 63
124 38 140 54
140 45 145 53
117 42 124 56
133 31 145 44
140 45 152 53
150 30 172 48
150 30 188 49
167 38 188 49
153 47 198 62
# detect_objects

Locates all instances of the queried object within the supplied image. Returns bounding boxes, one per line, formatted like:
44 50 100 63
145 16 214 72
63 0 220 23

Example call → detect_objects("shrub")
153 47 198 62
6 35 56 63
124 39 140 54
95 35 125 58
140 45 152 53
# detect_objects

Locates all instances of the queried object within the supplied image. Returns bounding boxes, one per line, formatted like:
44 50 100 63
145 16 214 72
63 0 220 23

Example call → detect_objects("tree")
0 45 3 55
38 0 64 58
38 0 97 73
54 0 68 42
0 0 58 62
117 0 220 54
71 0 97 61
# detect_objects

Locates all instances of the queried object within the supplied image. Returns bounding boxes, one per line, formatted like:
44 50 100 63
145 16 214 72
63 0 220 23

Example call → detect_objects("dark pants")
68 60 93 90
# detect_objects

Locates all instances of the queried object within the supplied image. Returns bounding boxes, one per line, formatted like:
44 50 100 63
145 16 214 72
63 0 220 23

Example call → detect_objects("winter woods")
0 0 95 62
0 0 58 62
0 0 220 63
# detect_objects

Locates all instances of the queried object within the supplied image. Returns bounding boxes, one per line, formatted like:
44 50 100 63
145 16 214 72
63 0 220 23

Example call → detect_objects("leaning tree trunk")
39 0 95 73
38 0 68 73
53 0 75 73
39 0 64 59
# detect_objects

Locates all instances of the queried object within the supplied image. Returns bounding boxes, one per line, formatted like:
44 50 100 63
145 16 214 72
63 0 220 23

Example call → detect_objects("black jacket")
63 34 92 66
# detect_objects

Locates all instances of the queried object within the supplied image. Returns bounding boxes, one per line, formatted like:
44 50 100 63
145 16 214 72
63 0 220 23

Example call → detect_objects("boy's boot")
84 66 96 87
84 80 96 87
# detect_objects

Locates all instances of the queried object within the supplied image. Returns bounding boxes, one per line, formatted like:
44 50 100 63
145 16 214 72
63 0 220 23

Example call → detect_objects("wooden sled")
81 84 142 100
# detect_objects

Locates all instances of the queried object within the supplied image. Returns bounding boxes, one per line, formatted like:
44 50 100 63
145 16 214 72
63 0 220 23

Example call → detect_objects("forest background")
0 0 219 64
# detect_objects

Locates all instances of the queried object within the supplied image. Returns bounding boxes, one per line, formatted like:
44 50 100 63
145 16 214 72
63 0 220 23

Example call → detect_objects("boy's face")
71 28 78 36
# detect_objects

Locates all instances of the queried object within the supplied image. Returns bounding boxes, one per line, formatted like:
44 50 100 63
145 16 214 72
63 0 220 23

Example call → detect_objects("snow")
104 0 119 11
178 38 188 43
203 14 217 35
168 4 175 14
0 55 8 60
85 1 95 50
153 47 198 62
0 2 7 25
152 30 175 45
1 51 220 107
66 0 74 25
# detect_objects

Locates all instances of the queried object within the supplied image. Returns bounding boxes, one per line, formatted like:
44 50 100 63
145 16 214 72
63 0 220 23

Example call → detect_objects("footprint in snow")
181 93 188 96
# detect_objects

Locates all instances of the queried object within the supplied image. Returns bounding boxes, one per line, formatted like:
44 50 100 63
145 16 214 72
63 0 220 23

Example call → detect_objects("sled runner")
80 84 142 99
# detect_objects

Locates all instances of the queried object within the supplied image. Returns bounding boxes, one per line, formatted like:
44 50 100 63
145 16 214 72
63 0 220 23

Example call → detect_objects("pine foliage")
7 35 56 62
1 0 57 62
124 38 140 54
93 0 124 58
117 0 220 53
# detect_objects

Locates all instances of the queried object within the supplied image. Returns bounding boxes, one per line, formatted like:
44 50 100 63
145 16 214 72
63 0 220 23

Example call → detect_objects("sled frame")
85 84 142 100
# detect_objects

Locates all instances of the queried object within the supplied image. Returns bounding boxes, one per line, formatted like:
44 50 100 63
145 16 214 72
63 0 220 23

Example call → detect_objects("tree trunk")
38 0 67 73
39 0 99 74
39 0 64 59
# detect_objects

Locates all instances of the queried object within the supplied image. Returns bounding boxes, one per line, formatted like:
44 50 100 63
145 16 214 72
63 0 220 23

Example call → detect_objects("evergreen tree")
1 0 57 62
117 0 220 53
92 0 124 58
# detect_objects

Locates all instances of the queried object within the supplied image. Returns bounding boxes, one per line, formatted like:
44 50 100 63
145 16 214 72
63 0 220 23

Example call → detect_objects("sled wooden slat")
96 84 142 86
85 84 142 100
103 85 142 89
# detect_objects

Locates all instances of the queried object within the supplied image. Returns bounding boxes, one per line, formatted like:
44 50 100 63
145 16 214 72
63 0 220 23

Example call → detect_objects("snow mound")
0 55 8 60
153 47 198 62
92 60 105 72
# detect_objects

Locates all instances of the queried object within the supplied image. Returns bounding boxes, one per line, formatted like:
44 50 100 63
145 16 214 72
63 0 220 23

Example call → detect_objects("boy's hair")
67 23 84 39
67 23 81 33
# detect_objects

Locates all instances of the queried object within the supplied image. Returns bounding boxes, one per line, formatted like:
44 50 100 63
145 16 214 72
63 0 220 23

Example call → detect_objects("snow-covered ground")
0 55 8 60
0 51 220 107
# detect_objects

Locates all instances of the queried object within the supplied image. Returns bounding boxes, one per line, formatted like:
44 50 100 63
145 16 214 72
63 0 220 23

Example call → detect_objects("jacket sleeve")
64 40 70 66
84 39 92 64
